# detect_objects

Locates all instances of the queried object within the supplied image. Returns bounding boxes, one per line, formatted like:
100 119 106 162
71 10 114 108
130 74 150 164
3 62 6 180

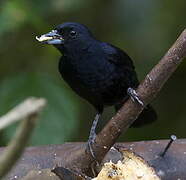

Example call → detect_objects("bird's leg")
87 113 101 160
127 87 144 106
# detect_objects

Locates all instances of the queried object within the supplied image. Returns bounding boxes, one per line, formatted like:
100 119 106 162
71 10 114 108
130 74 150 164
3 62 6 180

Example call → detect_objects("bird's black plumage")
37 22 157 128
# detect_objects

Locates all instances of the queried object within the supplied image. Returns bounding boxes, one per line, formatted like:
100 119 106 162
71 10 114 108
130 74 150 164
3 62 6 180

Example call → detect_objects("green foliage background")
0 0 186 146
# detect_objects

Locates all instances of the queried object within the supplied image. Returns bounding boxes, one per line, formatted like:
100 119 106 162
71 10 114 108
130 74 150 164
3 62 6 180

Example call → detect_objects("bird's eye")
70 30 77 37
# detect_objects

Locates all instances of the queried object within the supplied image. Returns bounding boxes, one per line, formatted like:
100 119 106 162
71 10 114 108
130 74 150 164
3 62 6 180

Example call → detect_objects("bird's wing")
101 42 139 87
101 42 134 67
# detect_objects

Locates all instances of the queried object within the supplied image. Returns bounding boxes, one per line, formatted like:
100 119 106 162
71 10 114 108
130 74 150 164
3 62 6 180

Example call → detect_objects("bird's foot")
87 133 97 160
127 87 144 106
86 113 101 162
87 135 100 177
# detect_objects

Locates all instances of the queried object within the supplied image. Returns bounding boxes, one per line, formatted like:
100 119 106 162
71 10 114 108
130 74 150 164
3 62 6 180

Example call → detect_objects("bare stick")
0 97 46 178
93 29 186 162
0 97 46 130
60 29 186 175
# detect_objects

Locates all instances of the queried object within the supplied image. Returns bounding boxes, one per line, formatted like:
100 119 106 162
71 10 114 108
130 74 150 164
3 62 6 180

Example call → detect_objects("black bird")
36 22 157 157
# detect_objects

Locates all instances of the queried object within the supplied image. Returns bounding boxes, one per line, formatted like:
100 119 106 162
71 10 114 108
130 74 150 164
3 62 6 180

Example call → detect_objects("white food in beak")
36 35 53 42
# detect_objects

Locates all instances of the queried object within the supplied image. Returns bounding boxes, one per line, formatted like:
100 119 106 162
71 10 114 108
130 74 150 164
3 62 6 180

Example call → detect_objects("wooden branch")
57 29 186 175
94 28 186 162
0 97 47 179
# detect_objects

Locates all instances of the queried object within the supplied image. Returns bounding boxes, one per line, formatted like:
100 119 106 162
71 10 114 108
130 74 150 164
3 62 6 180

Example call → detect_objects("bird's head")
36 22 94 53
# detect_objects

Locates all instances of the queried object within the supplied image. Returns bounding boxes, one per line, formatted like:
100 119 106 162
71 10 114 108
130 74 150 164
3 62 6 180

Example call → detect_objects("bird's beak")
36 30 64 45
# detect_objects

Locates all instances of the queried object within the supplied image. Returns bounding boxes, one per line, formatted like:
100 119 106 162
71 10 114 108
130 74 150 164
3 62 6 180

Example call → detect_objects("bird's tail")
115 104 157 127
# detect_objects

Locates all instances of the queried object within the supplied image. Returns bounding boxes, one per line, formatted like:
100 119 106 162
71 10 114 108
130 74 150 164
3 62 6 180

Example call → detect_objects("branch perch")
94 29 186 161
0 97 47 178
60 29 186 175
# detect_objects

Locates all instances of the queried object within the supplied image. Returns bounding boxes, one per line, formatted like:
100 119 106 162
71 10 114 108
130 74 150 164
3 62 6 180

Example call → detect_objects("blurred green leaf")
0 72 80 145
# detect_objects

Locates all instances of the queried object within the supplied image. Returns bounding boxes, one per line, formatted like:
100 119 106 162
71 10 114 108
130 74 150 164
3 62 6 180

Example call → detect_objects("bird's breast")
59 55 127 106
59 55 116 91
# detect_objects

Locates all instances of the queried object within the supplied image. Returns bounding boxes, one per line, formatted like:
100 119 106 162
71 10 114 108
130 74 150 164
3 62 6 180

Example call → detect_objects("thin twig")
0 97 47 178
0 97 46 130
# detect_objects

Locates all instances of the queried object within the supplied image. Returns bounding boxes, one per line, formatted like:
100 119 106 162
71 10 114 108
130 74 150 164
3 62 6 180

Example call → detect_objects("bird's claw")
87 136 96 160
87 136 100 177
87 113 101 161
127 87 144 106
